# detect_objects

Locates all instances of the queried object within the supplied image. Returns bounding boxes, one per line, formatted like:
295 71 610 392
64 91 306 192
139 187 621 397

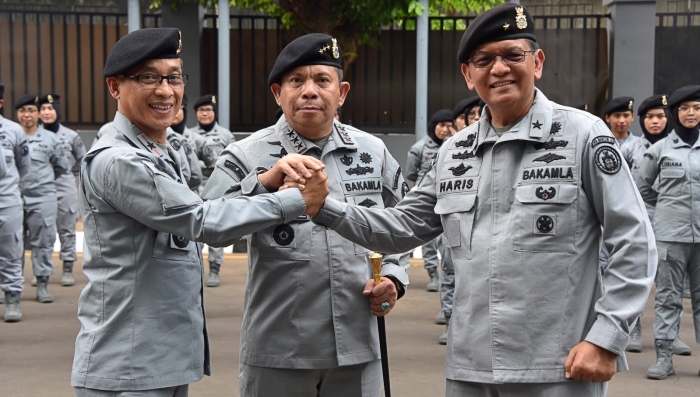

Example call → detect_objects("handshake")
258 154 329 217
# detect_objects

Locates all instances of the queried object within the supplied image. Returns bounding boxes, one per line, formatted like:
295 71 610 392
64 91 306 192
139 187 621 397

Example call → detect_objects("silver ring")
380 302 390 311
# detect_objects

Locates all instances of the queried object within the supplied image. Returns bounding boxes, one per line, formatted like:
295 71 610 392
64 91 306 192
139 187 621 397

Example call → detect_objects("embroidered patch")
360 152 372 164
448 163 472 176
170 138 182 152
224 160 246 180
549 121 562 136
393 168 402 189
346 165 374 176
357 198 378 208
536 215 554 233
532 120 543 129
402 182 410 198
273 224 295 246
182 141 193 155
340 154 353 166
20 142 29 157
643 153 654 160
534 139 568 151
455 134 476 148
591 136 616 148
594 146 621 174
452 150 476 160
673 138 679 144
535 186 556 201
170 234 190 250
270 147 288 158
533 153 566 164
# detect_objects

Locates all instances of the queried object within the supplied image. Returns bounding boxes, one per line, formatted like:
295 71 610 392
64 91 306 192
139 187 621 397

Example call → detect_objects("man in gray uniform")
406 109 454 291
17 94 69 304
192 94 235 287
0 83 31 321
72 28 328 397
307 5 656 395
203 33 406 397
38 93 86 287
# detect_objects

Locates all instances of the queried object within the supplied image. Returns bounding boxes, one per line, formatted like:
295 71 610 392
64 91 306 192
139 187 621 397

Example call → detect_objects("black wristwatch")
385 275 406 300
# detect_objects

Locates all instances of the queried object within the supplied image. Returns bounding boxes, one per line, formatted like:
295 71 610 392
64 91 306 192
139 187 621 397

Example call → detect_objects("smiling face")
196 105 215 125
17 105 40 132
462 39 544 126
678 101 700 129
271 65 350 139
106 58 183 141
40 103 58 124
643 109 667 135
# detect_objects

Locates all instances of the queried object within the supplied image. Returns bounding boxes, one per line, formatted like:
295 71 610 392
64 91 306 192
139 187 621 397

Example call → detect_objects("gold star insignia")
503 23 510 30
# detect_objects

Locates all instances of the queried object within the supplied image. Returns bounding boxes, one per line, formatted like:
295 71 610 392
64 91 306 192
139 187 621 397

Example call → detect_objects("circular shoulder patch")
21 143 29 157
273 224 295 246
170 138 182 152
594 146 621 175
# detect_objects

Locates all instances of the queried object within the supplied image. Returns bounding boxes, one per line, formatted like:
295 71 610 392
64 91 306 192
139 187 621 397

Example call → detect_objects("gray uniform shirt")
636 131 700 243
168 128 202 191
406 135 441 184
314 90 656 384
190 122 235 181
54 123 86 200
622 135 657 217
72 112 306 391
20 127 69 205
201 117 410 369
0 116 30 207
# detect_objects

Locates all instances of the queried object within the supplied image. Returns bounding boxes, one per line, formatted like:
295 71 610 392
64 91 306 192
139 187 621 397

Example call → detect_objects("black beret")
193 95 217 110
0 83 4 99
668 85 700 109
637 95 668 116
103 28 182 77
574 103 589 112
39 93 61 105
431 109 454 124
458 4 536 64
15 94 40 110
452 97 482 120
268 33 343 86
604 96 634 116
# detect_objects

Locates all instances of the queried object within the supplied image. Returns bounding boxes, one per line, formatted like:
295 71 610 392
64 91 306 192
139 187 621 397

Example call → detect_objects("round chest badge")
171 234 190 248
273 224 295 246
594 146 621 174
536 215 554 233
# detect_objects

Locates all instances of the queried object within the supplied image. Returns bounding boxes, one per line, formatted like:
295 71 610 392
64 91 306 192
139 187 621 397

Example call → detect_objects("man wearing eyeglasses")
16 94 69 305
304 4 656 396
72 28 329 397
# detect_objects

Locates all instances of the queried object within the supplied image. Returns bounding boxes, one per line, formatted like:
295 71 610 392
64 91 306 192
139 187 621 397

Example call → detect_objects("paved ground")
1 254 699 397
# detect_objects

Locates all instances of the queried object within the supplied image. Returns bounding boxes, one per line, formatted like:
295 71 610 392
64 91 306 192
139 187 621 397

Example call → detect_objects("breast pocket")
254 218 312 261
152 231 197 262
513 184 577 254
658 168 685 197
435 193 476 259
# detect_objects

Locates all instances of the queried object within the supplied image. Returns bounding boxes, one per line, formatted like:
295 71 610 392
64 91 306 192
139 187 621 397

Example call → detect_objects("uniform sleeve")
314 156 443 254
634 144 661 207
71 134 87 176
176 143 192 182
96 151 306 246
200 145 268 200
51 136 70 179
0 144 6 179
579 120 657 364
14 131 30 178
405 143 421 183
183 140 202 191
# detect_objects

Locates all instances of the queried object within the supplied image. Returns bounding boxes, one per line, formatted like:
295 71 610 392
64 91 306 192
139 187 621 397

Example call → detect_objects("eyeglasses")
121 74 189 87
678 105 700 113
468 50 537 69
18 108 38 115
196 108 215 114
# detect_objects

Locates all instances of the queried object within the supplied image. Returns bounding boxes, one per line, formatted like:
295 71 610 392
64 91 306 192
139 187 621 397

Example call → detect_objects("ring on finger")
380 302 390 311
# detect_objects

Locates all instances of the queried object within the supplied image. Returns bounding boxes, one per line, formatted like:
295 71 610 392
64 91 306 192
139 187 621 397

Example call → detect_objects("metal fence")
201 13 609 133
654 12 700 95
0 10 161 128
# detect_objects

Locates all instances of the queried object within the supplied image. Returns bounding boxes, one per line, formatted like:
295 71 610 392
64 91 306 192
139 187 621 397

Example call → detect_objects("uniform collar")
274 116 355 155
27 127 47 141
668 130 700 149
112 112 175 160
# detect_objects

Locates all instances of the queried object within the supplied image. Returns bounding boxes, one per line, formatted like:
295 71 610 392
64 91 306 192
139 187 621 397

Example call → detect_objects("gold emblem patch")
662 95 668 106
628 100 633 110
515 7 527 29
34 96 39 104
47 94 54 103
332 38 340 59
212 95 216 104
176 30 182 55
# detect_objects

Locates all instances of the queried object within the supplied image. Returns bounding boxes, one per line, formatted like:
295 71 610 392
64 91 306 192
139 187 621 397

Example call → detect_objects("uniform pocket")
152 231 195 262
254 219 311 261
435 194 476 259
513 184 577 254
659 168 685 197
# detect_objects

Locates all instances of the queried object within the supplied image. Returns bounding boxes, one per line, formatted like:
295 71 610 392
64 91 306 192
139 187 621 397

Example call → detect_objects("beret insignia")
47 94 54 103
34 96 39 104
212 95 216 104
332 38 340 59
515 7 528 29
662 95 667 106
176 30 182 55
628 100 633 110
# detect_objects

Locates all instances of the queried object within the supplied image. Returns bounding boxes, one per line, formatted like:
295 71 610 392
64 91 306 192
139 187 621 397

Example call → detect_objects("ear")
605 114 611 124
0 99 4 109
337 82 351 107
270 83 282 106
106 77 121 100
533 49 545 81
461 63 475 91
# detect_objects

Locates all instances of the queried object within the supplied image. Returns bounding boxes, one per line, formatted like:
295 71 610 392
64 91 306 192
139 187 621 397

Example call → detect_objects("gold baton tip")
369 252 383 283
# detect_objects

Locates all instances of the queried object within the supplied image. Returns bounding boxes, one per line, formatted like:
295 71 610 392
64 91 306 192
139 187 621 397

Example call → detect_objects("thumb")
363 279 375 296
564 347 577 379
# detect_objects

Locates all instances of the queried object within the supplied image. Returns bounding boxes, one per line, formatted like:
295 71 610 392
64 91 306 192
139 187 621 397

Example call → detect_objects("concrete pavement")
0 254 698 396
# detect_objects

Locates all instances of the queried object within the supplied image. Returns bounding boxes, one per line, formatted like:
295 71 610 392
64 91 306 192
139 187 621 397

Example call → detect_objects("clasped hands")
259 154 329 217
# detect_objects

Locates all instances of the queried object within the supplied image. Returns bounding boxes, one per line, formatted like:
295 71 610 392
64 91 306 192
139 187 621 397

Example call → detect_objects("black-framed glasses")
468 50 536 69
121 74 189 87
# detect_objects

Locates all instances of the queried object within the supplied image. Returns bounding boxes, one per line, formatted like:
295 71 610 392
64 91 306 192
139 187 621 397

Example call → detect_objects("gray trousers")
56 187 79 262
0 205 24 293
239 360 382 397
653 241 700 343
422 238 439 271
445 379 607 397
74 385 188 397
208 246 223 269
441 238 455 317
24 200 57 277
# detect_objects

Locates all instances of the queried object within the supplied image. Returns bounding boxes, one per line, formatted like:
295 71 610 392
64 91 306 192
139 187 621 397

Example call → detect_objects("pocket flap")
435 193 476 214
515 184 577 204
660 168 685 178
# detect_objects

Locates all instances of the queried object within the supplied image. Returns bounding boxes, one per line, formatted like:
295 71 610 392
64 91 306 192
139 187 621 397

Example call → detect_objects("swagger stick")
369 252 391 397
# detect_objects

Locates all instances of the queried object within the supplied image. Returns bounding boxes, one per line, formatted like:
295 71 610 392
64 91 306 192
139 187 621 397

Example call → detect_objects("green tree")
151 0 502 69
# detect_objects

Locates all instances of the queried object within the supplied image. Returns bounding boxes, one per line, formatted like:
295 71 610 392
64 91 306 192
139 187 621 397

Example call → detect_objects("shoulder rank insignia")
533 153 566 164
534 139 568 151
359 152 372 164
535 186 556 201
340 154 353 166
455 134 476 148
515 6 528 29
452 150 476 160
137 133 163 157
346 164 374 176
448 163 472 176
549 121 562 136
531 120 543 129
336 125 354 145
283 127 307 153
357 198 377 208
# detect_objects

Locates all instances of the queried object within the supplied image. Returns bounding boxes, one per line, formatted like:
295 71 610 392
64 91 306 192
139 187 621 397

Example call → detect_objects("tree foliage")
151 0 502 68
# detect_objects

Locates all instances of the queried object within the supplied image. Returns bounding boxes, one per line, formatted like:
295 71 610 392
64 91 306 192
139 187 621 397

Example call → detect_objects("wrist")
385 275 406 299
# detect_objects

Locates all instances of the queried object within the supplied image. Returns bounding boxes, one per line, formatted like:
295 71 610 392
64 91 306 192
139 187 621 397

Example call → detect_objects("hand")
259 154 325 192
564 341 618 382
300 171 329 217
363 277 398 317
279 174 304 191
